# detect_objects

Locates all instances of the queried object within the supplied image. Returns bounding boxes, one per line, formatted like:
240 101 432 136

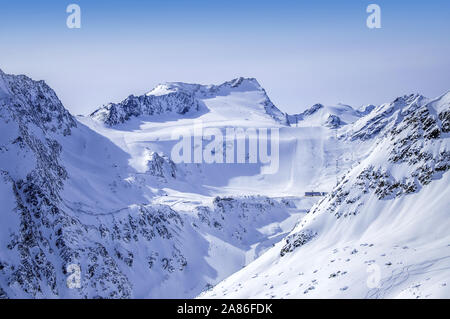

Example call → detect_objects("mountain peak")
0 70 76 134
146 82 201 96
91 77 288 126
392 93 425 105
302 103 324 116
146 77 263 97
287 103 361 128
220 77 262 89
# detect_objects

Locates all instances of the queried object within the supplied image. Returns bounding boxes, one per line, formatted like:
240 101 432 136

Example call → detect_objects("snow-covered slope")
201 92 450 299
287 103 367 128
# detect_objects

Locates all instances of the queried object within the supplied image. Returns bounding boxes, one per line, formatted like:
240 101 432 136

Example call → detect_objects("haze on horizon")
0 0 449 115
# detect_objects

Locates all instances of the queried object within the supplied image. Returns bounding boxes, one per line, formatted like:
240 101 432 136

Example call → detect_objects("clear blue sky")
0 0 449 114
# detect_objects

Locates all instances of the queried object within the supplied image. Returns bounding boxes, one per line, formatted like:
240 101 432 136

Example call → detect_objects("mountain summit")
90 77 288 126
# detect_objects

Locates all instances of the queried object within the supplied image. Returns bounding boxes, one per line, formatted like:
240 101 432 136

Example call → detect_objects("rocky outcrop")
195 196 291 247
280 230 317 257
90 91 200 126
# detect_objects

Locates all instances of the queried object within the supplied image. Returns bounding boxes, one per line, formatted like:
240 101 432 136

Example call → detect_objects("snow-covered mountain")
90 77 288 126
1 69 449 299
287 103 365 128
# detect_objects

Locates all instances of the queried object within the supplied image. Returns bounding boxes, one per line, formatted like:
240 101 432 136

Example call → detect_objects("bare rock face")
0 70 76 135
90 91 200 126
325 114 342 128
195 196 291 247
280 230 317 257
146 152 177 180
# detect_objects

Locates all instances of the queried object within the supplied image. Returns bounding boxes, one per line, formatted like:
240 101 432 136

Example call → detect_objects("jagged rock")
280 230 317 257
196 196 291 246
90 91 200 126
146 152 177 180
325 114 342 128
0 70 76 135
